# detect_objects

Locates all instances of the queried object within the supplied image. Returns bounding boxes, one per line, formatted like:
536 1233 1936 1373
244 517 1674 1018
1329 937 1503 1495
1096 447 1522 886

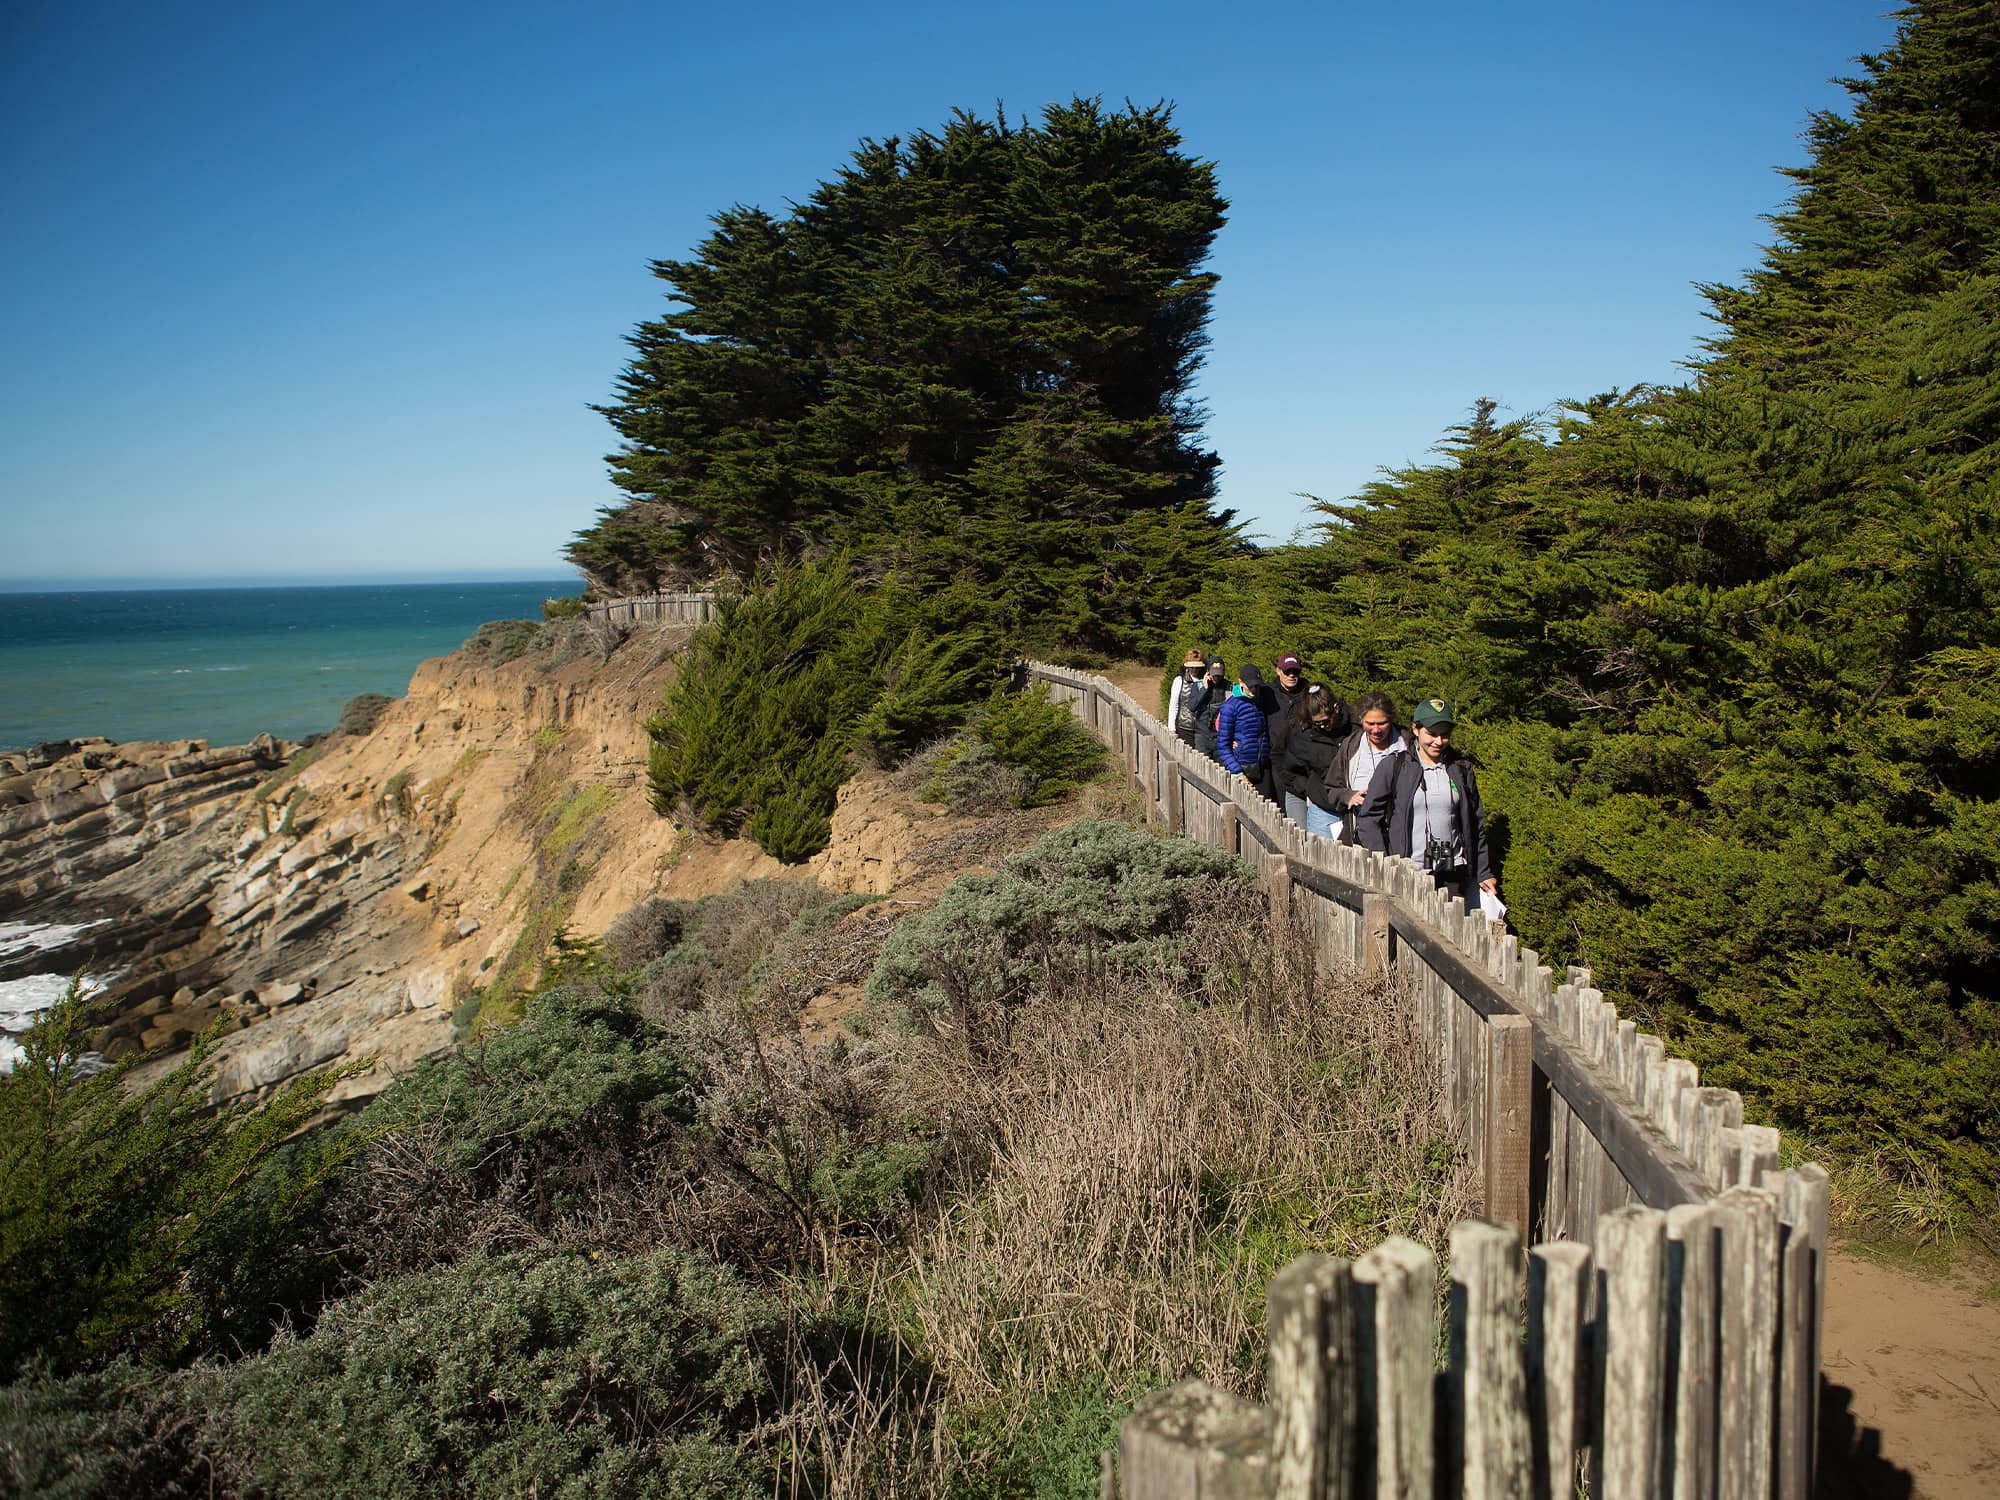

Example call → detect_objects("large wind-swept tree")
567 99 1238 656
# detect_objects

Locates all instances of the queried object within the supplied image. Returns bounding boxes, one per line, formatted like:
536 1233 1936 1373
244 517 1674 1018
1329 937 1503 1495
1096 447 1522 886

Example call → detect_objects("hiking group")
1167 651 1501 914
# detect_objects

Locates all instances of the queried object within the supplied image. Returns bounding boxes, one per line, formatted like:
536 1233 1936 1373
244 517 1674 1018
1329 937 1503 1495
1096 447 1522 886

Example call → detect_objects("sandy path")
1819 1246 2000 1498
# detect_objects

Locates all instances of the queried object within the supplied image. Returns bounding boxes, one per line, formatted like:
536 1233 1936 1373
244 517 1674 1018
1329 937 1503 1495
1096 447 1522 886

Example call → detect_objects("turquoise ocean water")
0 580 576 751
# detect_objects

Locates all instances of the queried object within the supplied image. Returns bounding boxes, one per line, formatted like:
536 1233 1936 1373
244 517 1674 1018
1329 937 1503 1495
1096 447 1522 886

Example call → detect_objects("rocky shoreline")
1 618 977 1108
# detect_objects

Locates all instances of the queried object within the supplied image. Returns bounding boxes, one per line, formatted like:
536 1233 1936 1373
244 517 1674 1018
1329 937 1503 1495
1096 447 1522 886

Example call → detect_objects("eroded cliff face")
0 619 963 1106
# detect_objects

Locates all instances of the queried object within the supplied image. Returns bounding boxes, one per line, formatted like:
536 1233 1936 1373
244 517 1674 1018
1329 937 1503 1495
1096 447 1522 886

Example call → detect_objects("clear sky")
0 0 1898 587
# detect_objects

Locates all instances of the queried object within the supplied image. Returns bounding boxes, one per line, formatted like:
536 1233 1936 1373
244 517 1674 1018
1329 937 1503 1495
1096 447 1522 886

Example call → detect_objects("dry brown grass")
862 889 1475 1413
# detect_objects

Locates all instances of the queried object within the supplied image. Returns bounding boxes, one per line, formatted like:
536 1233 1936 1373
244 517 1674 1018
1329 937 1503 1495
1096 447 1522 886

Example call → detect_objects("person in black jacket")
1280 685 1350 837
1322 692 1406 845
1192 658 1228 760
1355 697 1498 909
1265 653 1311 822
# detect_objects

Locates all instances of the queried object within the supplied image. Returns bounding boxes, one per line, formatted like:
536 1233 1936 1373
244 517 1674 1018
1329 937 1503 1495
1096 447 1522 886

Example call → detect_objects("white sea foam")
0 1037 110 1078
1 971 111 1031
0 923 117 1070
0 919 106 963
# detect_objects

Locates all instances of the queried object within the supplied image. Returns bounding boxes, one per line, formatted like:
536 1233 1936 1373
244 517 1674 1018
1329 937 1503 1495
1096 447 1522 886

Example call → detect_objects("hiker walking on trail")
1216 664 1276 800
1169 650 1209 750
1355 697 1497 909
1322 692 1405 844
1280 684 1350 838
1265 652 1313 823
1191 658 1228 761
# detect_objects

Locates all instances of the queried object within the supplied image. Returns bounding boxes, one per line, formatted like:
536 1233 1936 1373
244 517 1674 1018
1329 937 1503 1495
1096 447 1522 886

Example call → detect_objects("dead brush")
887 892 1475 1407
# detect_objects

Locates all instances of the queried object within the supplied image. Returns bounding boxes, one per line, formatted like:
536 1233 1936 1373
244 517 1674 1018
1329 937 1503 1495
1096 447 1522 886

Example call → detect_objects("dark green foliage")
0 984 357 1378
974 685 1110 806
225 1249 774 1499
921 684 1110 812
569 99 1241 660
461 618 543 664
1174 3 2000 1202
869 820 1252 1061
0 1358 227 1499
646 555 991 861
334 692 394 737
541 594 588 621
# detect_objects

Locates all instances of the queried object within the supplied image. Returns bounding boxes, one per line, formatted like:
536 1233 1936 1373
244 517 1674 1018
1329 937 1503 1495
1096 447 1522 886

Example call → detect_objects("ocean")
0 578 578 1065
0 579 578 751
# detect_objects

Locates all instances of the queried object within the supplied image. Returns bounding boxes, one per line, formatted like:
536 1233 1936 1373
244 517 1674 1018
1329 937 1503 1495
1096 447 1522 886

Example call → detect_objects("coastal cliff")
0 616 955 1105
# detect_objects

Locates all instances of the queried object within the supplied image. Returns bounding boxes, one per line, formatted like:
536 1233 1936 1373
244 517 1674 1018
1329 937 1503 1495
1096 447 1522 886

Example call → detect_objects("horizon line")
0 571 584 595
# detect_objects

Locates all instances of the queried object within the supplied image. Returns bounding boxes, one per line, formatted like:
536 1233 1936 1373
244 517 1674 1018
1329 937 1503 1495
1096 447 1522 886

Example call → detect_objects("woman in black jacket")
1280 685 1350 837
1322 691 1406 845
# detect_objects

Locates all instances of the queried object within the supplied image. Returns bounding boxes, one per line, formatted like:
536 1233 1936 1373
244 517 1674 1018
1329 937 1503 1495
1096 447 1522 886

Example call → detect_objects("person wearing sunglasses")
1355 697 1498 909
1280 684 1352 837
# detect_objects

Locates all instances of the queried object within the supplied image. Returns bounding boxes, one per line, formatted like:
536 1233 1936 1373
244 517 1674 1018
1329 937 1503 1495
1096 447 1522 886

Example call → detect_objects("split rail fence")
1019 661 1831 1500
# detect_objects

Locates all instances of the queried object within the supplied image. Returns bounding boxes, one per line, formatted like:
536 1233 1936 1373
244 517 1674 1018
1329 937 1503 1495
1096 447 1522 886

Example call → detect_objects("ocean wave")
0 1035 109 1079
0 919 107 963
0 971 110 1031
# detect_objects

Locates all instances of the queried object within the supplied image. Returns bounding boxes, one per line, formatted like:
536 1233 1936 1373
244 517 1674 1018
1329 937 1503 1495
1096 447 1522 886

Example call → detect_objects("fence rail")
1018 660 1829 1500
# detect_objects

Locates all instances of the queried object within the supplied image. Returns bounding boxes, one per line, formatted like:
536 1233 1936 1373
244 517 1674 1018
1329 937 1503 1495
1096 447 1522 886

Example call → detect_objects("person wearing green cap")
1355 697 1498 909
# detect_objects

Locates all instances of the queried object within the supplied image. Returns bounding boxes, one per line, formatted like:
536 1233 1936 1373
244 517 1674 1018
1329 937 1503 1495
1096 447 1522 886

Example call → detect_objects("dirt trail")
1820 1245 2000 1498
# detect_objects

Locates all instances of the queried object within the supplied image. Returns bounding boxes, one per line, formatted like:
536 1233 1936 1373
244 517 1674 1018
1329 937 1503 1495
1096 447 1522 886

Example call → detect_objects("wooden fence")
579 590 720 626
1019 661 1830 1500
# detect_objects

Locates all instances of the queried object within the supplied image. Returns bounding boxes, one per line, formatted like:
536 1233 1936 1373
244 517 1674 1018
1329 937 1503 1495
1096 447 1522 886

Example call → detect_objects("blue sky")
0 0 1898 587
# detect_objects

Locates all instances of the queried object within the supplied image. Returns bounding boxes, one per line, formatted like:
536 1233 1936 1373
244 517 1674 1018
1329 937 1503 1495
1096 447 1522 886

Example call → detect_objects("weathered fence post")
1268 1254 1357 1499
1527 1241 1592 1500
1453 1220 1533 1500
1594 1205 1669 1500
1218 801 1240 859
1264 852 1294 940
1354 1237 1436 1500
1484 1014 1534 1241
1361 892 1390 978
1121 1380 1272 1500
1665 1202 1721 1500
1715 1188 1778 1500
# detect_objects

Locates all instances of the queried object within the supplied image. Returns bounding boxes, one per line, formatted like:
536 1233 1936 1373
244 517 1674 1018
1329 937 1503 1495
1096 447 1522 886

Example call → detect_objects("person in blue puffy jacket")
1216 663 1276 800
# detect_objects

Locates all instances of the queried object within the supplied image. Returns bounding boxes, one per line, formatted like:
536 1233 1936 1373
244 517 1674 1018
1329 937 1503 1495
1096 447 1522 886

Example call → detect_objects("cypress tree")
569 100 1239 657
1196 2 2000 1198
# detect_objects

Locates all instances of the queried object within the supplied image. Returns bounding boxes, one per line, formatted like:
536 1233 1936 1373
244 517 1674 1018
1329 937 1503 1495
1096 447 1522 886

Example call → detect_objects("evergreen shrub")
919 684 1108 814
868 820 1251 1061
461 618 542 665
0 985 356 1379
223 1249 776 1500
646 556 990 862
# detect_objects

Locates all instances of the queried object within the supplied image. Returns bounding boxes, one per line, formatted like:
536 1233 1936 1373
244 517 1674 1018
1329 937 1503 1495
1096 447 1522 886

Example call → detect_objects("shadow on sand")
1818 1376 1915 1498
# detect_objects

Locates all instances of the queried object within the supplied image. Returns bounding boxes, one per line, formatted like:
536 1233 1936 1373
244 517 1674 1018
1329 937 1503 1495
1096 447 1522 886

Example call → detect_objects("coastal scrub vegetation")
644 554 994 861
0 822 1471 1496
1167 1 2000 1208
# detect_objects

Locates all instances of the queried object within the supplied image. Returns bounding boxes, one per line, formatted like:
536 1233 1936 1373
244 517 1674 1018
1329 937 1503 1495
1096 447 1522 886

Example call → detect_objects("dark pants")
1429 865 1473 904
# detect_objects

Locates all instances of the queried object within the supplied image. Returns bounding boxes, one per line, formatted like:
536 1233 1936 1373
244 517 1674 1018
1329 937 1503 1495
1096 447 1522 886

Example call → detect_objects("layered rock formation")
1 617 965 1109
